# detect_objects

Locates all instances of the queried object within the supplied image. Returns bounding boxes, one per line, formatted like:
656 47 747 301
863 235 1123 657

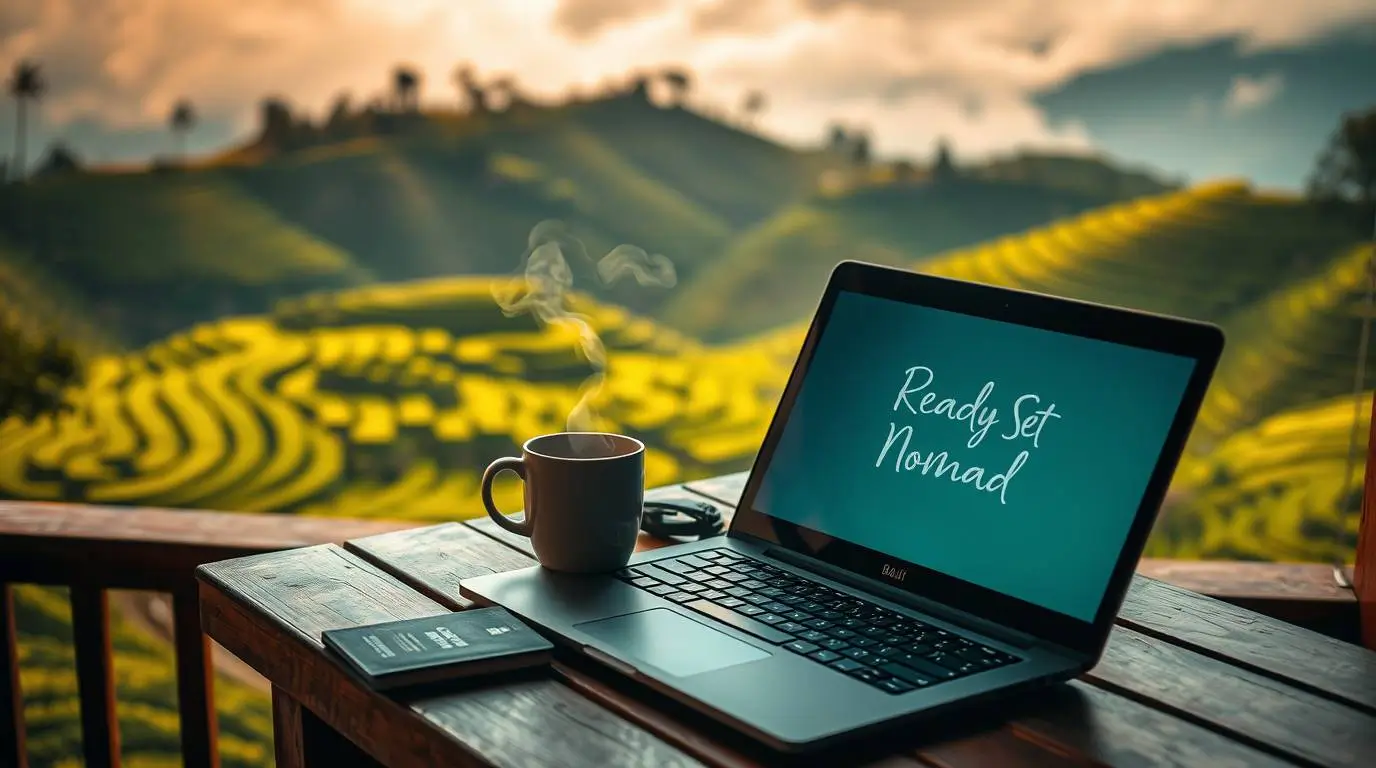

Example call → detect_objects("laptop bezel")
727 260 1224 657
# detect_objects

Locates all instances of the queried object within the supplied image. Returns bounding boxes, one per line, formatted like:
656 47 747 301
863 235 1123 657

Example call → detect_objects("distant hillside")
663 177 1152 340
0 92 1192 348
1159 392 1369 562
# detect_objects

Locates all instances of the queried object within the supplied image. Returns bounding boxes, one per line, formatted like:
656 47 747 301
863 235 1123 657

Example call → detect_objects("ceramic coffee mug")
480 432 645 573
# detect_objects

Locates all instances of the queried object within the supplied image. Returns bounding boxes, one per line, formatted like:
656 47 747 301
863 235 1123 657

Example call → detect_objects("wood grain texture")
1119 575 1376 713
1087 625 1376 767
70 586 120 768
272 687 306 768
1358 391 1376 649
1 583 26 768
375 510 1292 768
682 473 748 507
199 545 698 768
1017 681 1294 768
345 523 533 608
172 586 219 768
916 726 1093 767
0 502 414 589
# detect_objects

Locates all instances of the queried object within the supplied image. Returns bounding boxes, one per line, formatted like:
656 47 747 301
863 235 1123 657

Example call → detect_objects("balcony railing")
0 495 1372 768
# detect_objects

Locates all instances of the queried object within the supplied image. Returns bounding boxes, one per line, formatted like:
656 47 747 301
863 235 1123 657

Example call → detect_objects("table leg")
271 687 307 768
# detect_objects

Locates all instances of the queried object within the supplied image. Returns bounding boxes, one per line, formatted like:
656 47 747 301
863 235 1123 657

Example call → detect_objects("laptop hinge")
763 546 1041 649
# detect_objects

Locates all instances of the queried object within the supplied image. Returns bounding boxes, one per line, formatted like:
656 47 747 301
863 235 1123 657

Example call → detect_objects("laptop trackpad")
576 608 771 677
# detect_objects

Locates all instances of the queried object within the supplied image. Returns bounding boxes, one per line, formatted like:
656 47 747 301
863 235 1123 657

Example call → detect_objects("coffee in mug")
480 432 645 573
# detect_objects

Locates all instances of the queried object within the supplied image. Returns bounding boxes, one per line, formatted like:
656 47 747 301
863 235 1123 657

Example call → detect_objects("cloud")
1224 72 1284 113
0 0 1372 170
554 0 671 40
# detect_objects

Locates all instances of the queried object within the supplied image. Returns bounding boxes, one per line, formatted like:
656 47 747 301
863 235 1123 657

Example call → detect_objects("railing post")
173 586 219 768
1358 391 1376 649
2 583 27 768
70 586 121 768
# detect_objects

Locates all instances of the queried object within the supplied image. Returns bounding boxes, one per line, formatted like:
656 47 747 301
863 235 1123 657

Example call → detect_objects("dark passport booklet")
322 607 553 691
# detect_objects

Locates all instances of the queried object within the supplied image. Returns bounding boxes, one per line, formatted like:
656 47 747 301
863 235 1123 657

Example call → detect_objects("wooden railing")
0 502 414 768
0 498 1372 768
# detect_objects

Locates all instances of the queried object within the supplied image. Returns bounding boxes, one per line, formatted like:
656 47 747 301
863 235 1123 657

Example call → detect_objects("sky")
1 0 1375 188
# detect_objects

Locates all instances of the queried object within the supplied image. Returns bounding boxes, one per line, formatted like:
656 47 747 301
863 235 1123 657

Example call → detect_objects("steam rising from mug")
491 221 676 455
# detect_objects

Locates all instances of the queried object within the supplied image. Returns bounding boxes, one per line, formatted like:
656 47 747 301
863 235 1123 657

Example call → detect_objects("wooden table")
197 474 1376 767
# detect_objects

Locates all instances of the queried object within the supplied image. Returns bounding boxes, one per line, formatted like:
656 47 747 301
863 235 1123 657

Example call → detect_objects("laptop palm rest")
576 609 771 677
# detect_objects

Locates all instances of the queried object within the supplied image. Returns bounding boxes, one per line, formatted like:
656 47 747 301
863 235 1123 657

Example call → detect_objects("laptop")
460 260 1225 752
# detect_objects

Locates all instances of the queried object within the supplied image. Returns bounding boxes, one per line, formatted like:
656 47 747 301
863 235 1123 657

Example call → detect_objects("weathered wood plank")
70 586 121 768
0 502 414 588
198 545 700 768
360 522 1300 768
1088 625 1376 767
1 583 26 768
1359 391 1376 649
1016 681 1294 768
172 585 219 768
272 687 306 768
681 473 748 507
346 523 534 609
1119 575 1376 714
916 726 1093 767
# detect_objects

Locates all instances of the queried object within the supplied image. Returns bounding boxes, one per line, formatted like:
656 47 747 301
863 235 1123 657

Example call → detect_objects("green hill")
1158 393 1369 562
662 177 1156 340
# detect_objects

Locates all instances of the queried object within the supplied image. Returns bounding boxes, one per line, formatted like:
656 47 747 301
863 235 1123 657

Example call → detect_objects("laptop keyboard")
616 547 1021 695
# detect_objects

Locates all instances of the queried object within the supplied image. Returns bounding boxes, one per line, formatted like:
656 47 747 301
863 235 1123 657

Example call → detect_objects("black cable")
640 497 725 540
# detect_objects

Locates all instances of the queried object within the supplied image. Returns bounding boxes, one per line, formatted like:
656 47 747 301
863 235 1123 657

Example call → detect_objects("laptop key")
873 645 903 659
681 582 709 594
648 584 677 596
715 597 746 609
756 613 786 625
706 579 733 590
784 640 819 655
783 610 810 622
810 649 843 663
656 560 699 576
725 586 752 598
632 565 685 585
736 605 765 617
777 621 808 634
804 618 833 631
630 577 659 589
831 659 866 673
877 678 916 694
895 654 958 681
677 556 714 569
828 628 858 640
686 600 792 643
819 638 849 652
841 647 875 663
695 551 722 560
705 565 732 576
665 592 696 604
879 663 932 688
761 601 791 613
850 667 888 684
797 630 828 643
850 637 878 649
740 579 767 590
743 593 772 605
614 568 636 580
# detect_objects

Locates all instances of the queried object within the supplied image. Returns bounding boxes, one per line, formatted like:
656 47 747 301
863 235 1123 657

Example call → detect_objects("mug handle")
481 457 533 537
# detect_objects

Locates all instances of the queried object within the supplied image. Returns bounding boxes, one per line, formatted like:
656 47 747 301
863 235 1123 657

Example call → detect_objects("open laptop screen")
751 288 1197 623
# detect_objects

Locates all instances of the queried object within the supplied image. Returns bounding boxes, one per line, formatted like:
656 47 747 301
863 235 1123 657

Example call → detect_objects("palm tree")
7 60 46 182
169 99 197 163
393 66 420 112
661 68 692 106
741 90 766 126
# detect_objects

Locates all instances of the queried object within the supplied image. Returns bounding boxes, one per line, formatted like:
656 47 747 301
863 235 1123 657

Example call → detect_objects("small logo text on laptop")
485 625 512 636
881 564 908 582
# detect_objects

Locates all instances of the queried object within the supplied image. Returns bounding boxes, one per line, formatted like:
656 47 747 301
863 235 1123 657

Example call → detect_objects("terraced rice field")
2 181 1370 767
0 279 795 522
